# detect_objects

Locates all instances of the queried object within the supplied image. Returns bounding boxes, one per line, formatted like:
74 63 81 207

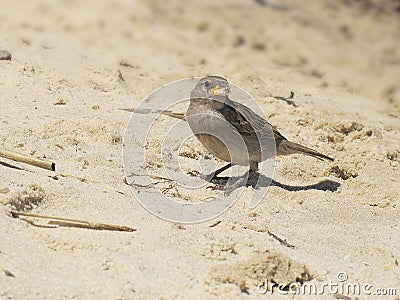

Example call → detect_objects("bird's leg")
211 161 260 195
247 161 260 187
203 163 232 182
187 163 232 182
249 161 258 173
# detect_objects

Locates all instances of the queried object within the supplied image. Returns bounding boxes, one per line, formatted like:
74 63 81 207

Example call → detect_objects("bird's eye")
204 81 210 88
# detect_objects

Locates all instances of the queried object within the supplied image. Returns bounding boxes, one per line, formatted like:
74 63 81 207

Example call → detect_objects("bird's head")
191 76 231 100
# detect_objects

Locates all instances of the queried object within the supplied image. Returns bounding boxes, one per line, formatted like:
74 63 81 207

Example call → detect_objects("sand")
1 0 399 299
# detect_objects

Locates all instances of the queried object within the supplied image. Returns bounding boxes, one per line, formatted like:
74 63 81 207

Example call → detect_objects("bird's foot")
187 170 218 182
206 184 225 191
187 170 201 177
207 176 248 196
207 183 237 196
189 168 259 195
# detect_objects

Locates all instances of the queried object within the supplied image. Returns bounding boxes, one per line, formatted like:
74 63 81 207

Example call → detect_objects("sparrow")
186 76 333 187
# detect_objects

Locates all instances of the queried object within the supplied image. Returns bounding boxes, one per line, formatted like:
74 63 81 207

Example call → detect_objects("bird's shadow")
209 173 340 192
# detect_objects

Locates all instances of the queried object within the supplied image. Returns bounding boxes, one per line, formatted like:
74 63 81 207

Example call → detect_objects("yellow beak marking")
212 85 221 95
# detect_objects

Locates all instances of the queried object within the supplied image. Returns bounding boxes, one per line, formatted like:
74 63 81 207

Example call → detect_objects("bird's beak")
211 84 230 96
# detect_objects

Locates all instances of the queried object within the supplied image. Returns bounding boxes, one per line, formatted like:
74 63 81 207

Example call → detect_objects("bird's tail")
277 140 334 161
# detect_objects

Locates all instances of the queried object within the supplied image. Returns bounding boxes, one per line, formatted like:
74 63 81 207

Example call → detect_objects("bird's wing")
218 99 286 144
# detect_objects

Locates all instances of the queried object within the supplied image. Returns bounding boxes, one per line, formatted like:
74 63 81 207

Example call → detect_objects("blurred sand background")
1 0 399 299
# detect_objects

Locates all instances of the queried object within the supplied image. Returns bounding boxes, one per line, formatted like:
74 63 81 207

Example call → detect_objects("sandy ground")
1 0 399 299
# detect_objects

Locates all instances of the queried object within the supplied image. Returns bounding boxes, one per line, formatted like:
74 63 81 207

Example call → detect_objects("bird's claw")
187 170 201 177
206 184 226 191
188 170 216 182
207 178 247 196
207 184 235 196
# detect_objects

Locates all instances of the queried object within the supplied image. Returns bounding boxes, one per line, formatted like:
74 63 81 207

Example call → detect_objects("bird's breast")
186 109 253 165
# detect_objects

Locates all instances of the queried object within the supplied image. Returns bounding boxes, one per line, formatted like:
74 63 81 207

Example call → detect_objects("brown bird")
186 76 333 187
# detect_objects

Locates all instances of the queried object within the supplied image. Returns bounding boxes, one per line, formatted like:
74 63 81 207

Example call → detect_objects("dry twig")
268 230 295 248
272 91 297 107
58 173 127 195
0 149 55 171
209 220 222 228
11 211 136 232
120 108 186 120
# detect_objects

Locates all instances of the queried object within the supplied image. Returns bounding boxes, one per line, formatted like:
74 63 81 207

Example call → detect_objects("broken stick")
0 149 55 171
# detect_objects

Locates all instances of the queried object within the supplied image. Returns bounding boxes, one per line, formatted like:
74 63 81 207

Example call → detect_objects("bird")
185 75 333 189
